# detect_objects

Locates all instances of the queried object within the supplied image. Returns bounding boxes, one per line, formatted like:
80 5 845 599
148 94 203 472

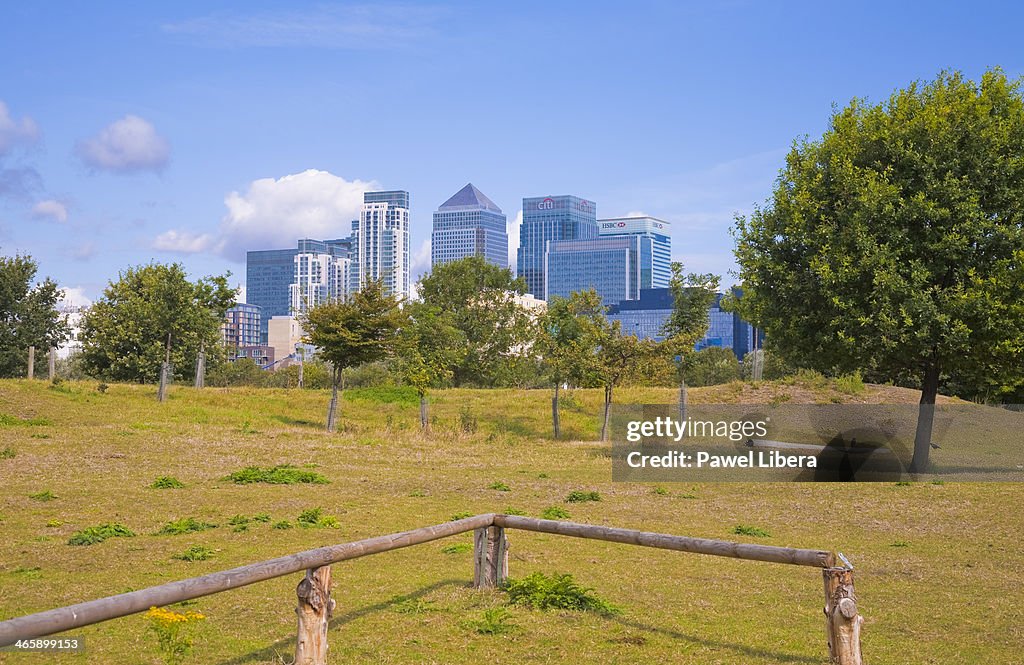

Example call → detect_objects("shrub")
503 572 619 615
223 465 329 485
833 371 865 395
540 506 570 520
565 490 601 503
150 476 185 489
296 507 339 529
68 523 135 545
463 607 516 635
29 490 57 502
173 546 215 562
158 518 218 536
732 524 771 538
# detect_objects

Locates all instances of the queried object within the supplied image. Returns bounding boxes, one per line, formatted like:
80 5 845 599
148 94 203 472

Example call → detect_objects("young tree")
301 279 406 432
417 256 533 387
662 263 720 421
394 302 467 430
536 289 606 439
596 321 658 441
80 263 234 386
0 252 69 377
733 68 1024 471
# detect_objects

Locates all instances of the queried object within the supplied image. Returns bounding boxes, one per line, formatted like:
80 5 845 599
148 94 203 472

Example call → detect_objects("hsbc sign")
599 218 669 234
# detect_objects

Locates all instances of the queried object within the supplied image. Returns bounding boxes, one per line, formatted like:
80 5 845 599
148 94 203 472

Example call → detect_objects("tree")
417 256 533 387
596 321 658 441
0 253 69 377
394 302 467 430
733 68 1024 472
685 346 741 387
301 279 406 432
661 263 720 421
536 290 606 439
80 263 233 385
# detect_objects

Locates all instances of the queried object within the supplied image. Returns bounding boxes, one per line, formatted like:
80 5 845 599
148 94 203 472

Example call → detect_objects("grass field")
1 378 1022 664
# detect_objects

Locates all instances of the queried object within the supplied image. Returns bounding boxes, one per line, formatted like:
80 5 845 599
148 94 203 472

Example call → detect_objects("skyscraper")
598 216 672 289
289 238 353 315
517 195 598 298
431 183 507 268
351 190 411 298
544 235 642 306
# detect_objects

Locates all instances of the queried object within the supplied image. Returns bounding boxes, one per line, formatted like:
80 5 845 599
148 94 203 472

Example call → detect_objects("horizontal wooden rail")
493 514 834 568
0 513 858 663
0 513 495 647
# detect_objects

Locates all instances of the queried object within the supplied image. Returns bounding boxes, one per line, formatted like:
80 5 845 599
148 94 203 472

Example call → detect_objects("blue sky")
1 1 1021 305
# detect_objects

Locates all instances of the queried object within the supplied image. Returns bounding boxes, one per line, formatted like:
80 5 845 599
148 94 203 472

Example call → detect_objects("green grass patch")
223 464 329 485
440 542 472 554
450 511 473 521
157 517 218 535
566 490 602 503
346 385 419 407
488 481 511 492
0 446 15 459
173 545 216 561
833 371 865 395
272 520 293 530
68 523 136 545
297 507 339 528
503 508 528 516
46 519 63 528
0 413 52 426
150 476 185 489
29 490 57 502
463 607 516 635
503 572 620 616
540 506 570 520
732 525 771 538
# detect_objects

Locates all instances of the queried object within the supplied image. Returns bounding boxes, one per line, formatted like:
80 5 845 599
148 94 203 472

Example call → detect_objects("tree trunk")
552 383 561 440
326 368 340 433
600 385 612 441
678 374 688 431
419 394 429 431
909 360 940 473
294 565 334 665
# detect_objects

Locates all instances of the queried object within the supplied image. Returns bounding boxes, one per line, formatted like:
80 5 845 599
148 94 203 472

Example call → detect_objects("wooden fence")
0 513 864 664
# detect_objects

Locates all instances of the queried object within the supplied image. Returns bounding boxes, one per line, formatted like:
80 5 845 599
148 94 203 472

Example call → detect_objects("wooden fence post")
473 526 509 589
295 565 334 665
823 564 864 665
27 346 34 379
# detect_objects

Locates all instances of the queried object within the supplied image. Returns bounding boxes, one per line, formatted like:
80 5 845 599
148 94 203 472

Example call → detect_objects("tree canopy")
733 68 1024 470
80 263 235 383
0 252 69 377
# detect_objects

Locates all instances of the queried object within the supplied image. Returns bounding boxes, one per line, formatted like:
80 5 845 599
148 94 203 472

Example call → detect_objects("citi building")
517 194 598 298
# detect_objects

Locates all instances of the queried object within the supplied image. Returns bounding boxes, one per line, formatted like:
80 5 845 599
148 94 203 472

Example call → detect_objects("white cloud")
31 199 68 223
624 210 648 218
0 101 39 155
76 115 170 173
71 242 96 261
410 238 431 281
507 210 521 271
153 229 219 254
58 286 92 309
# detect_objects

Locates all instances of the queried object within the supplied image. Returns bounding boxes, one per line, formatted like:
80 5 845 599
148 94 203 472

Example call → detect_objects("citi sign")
537 198 555 210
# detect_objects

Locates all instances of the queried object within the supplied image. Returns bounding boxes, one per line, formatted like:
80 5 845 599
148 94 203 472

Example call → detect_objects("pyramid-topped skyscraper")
431 183 508 268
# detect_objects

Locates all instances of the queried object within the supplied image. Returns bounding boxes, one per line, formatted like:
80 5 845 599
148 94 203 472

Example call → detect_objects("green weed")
441 542 472 554
158 518 218 536
488 481 511 492
732 525 771 538
463 607 516 635
173 545 216 562
540 506 570 520
223 465 329 485
150 476 185 489
566 490 602 503
503 572 620 616
68 523 136 545
29 490 57 501
296 507 339 529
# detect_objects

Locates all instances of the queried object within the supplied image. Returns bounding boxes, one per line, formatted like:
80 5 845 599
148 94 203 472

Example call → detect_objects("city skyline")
2 3 1022 309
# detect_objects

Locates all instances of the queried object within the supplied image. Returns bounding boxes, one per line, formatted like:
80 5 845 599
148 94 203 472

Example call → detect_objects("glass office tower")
598 216 672 289
517 195 598 298
431 183 507 268
352 190 411 298
544 235 641 307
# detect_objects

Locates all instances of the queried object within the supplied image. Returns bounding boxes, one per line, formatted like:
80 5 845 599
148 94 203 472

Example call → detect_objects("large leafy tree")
80 263 234 384
302 279 406 432
394 302 467 430
536 289 606 439
733 69 1024 472
417 256 533 386
0 252 69 377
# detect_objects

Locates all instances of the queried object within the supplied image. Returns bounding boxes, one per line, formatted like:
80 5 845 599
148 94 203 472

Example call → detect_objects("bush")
68 523 135 545
833 371 865 395
503 572 619 615
158 518 218 536
150 476 185 489
565 490 601 503
685 346 741 387
206 358 266 387
223 465 329 485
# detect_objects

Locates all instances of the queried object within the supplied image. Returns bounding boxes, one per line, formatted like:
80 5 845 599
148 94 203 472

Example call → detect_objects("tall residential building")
544 235 642 307
517 195 598 298
289 238 352 315
222 303 261 349
598 216 672 289
431 183 508 268
351 190 410 298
